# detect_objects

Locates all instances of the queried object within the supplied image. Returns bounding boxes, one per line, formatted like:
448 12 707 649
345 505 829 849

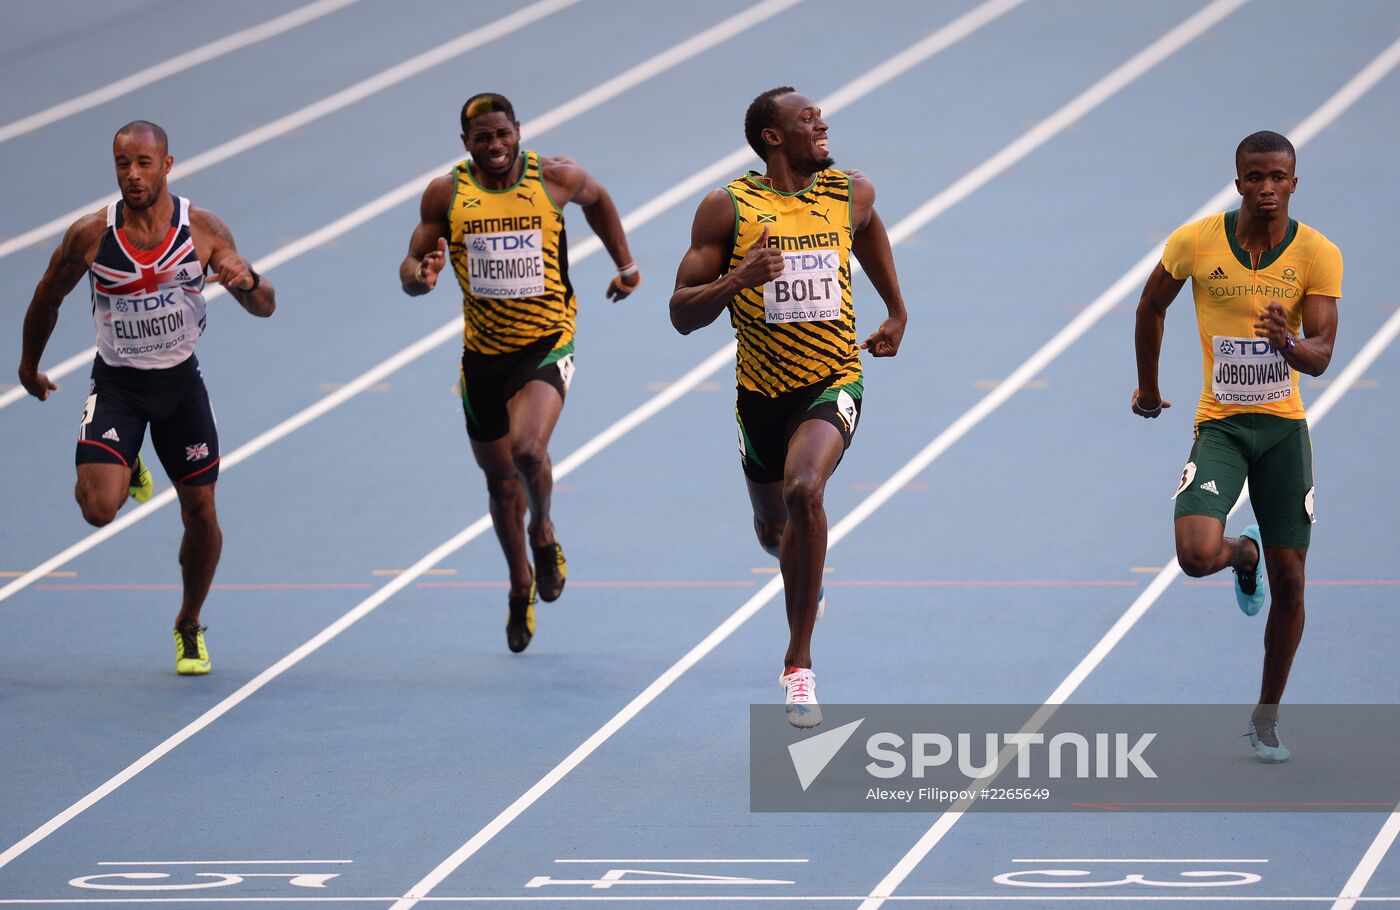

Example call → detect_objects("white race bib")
1210 336 1292 405
466 230 545 298
763 249 841 324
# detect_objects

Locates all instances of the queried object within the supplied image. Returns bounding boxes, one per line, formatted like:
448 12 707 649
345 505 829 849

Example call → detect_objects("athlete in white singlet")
18 120 276 676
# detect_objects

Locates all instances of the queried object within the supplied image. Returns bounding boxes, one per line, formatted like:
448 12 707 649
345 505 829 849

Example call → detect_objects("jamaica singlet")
1162 210 1342 423
724 169 859 397
89 195 207 369
447 150 576 355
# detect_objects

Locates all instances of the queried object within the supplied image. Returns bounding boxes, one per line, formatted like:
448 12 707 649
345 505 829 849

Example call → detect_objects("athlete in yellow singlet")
670 87 908 727
1132 131 1342 762
400 93 640 654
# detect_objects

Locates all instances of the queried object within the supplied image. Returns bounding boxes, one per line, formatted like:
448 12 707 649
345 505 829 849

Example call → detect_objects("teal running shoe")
1247 716 1290 763
1234 524 1266 617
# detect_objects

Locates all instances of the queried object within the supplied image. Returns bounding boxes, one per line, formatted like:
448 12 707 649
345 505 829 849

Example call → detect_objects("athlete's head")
460 92 521 178
745 87 832 173
1234 130 1297 219
112 120 171 211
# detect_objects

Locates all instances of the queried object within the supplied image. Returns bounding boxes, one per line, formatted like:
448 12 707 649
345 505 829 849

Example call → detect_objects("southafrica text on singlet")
89 195 207 369
447 150 576 355
724 169 860 397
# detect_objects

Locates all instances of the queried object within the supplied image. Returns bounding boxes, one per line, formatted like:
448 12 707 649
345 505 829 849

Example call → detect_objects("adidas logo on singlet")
1209 266 1228 280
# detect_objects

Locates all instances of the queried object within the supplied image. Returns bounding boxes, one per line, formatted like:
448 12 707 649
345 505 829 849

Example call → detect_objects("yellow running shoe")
533 542 567 603
174 624 211 675
506 582 537 653
129 455 154 503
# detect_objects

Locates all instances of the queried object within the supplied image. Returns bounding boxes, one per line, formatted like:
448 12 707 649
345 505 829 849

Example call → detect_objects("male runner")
400 93 639 654
669 87 907 727
1132 130 1341 761
18 120 276 676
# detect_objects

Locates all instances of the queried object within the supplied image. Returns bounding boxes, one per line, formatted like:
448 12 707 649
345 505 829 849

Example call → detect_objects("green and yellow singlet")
724 169 860 396
1162 211 1343 424
447 150 576 354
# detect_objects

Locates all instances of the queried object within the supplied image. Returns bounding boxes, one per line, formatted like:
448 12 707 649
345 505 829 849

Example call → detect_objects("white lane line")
95 860 352 866
858 32 1400 910
0 0 363 145
386 5 1242 906
1012 859 1269 864
552 859 809 864
10 893 1400 904
0 0 806 608
1333 811 1400 910
0 0 1023 879
1327 299 1400 910
0 0 578 262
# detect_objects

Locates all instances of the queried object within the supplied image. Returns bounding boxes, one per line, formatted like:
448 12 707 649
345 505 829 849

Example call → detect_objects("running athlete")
18 120 276 676
669 87 907 727
400 93 639 654
1132 130 1341 762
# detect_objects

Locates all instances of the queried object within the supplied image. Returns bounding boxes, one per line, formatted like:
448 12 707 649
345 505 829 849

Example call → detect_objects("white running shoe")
780 666 822 728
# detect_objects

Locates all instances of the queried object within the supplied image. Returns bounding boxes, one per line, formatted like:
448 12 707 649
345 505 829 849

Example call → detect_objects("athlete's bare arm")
847 171 906 358
1132 262 1187 417
17 213 105 400
192 208 276 318
669 189 783 335
401 174 453 297
1254 296 1337 377
541 156 639 302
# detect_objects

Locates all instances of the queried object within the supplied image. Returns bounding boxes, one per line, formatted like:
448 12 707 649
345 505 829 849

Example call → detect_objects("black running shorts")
76 354 220 486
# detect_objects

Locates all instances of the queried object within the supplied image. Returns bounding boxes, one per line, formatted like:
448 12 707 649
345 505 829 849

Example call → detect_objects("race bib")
1210 336 1292 405
763 249 841 324
110 292 191 356
466 230 545 298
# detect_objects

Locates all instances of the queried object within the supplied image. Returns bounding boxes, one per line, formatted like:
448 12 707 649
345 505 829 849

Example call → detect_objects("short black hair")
114 120 168 155
1236 130 1295 169
461 93 515 133
744 86 796 160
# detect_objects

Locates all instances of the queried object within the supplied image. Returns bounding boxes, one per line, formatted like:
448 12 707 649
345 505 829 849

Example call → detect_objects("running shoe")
129 455 154 504
1234 524 1267 617
173 623 211 676
1247 715 1290 763
816 584 826 621
506 582 537 653
533 541 567 603
780 666 822 729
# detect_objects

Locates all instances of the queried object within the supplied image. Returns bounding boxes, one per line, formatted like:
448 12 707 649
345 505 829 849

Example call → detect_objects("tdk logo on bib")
466 229 545 299
470 233 537 252
113 292 178 314
1217 338 1274 357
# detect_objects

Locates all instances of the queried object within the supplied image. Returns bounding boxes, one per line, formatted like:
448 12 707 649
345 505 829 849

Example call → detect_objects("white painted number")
526 869 794 889
70 872 339 891
994 868 1261 889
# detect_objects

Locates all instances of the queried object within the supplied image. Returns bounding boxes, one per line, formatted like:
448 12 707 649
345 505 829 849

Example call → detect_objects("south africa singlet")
89 195 207 369
724 169 859 397
1162 211 1343 423
447 150 576 355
